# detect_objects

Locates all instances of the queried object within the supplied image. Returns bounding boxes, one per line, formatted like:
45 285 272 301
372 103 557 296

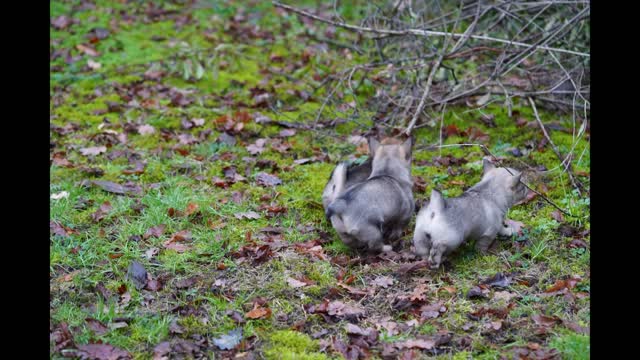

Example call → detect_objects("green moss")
453 351 473 360
550 332 590 359
264 330 329 360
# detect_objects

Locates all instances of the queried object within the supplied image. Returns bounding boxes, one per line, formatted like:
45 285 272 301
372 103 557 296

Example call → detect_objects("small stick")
404 55 444 136
528 97 582 196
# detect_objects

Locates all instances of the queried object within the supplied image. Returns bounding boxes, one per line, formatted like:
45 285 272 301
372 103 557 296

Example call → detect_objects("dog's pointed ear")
368 137 380 155
430 189 445 211
483 157 496 175
510 173 522 189
402 136 413 161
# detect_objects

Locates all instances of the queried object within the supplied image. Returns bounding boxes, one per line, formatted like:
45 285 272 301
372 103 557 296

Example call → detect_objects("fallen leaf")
279 129 296 137
184 203 199 216
153 342 171 360
52 153 74 168
50 221 74 237
371 276 394 288
467 286 489 299
217 132 236 146
406 319 419 327
75 344 131 360
493 291 516 302
90 180 142 196
396 339 436 350
212 328 243 350
51 322 75 352
80 146 107 156
144 225 166 240
338 282 372 297
109 322 128 330
544 277 580 295
568 239 588 249
410 284 428 302
255 172 282 187
487 320 502 331
122 161 145 175
420 302 445 319
51 191 69 200
91 201 112 222
51 15 72 30
88 60 101 70
166 230 192 243
175 276 198 289
76 44 100 57
478 113 496 127
163 242 191 253
532 314 560 327
246 139 267 155
235 211 261 220
551 210 564 223
245 304 271 319
138 124 156 135
146 278 162 291
442 124 461 138
345 323 371 336
348 135 367 145
476 93 491 106
85 318 109 335
439 286 456 295
327 301 365 319
396 260 429 274
95 282 112 300
563 320 589 335
481 273 512 288
88 27 110 41
294 158 315 165
144 247 159 260
127 261 147 290
286 277 308 288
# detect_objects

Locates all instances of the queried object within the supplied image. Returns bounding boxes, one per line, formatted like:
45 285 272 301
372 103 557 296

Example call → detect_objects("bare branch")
272 1 589 57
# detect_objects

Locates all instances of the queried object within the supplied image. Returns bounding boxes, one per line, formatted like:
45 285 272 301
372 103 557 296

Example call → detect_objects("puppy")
413 158 527 268
327 137 414 253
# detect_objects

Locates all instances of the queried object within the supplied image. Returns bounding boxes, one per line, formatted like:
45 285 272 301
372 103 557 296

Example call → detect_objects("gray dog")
322 158 372 216
413 158 527 268
327 137 414 253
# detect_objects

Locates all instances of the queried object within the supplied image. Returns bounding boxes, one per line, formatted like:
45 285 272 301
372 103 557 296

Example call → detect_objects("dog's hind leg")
354 223 385 254
475 236 495 253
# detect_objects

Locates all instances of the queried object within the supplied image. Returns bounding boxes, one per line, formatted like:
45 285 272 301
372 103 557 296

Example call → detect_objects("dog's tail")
331 162 348 201
323 163 348 217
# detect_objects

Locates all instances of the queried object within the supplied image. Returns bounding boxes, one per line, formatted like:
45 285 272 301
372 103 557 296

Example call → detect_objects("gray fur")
322 158 372 214
413 158 527 269
328 137 414 253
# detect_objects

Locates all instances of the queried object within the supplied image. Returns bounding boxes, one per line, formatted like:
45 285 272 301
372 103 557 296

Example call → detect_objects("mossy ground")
51 1 589 359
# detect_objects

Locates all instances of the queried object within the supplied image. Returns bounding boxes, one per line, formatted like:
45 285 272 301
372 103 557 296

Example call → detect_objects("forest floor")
51 1 590 359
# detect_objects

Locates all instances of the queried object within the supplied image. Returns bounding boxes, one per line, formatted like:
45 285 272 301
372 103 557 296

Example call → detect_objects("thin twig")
528 97 582 196
272 1 589 57
405 54 445 135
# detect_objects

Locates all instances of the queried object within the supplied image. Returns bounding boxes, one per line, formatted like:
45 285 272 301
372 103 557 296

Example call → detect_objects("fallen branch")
404 54 445 135
528 97 582 196
272 1 589 57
